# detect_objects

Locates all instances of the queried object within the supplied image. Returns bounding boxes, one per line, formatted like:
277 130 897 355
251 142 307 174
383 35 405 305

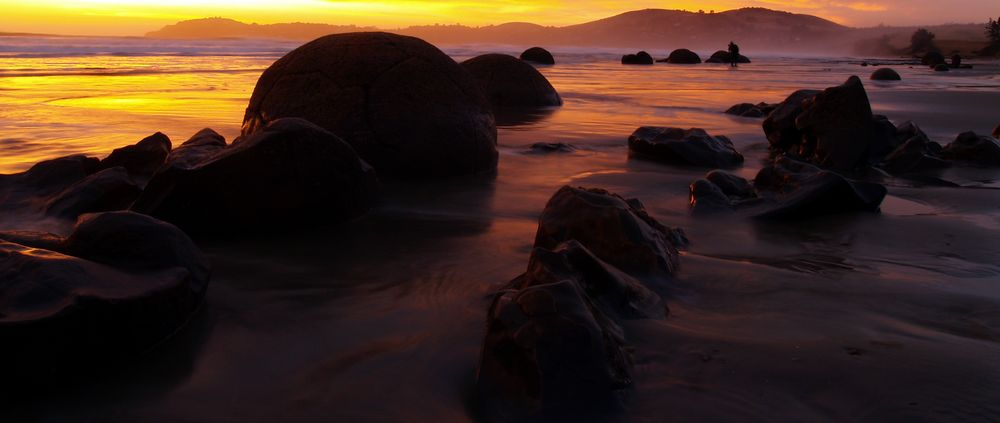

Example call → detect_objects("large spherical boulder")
621 51 653 65
664 48 702 64
705 50 750 63
461 54 562 107
241 32 497 177
519 47 555 65
133 118 377 232
870 68 901 81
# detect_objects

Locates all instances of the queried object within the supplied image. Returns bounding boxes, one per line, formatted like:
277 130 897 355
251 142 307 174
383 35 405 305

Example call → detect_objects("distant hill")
146 9 991 55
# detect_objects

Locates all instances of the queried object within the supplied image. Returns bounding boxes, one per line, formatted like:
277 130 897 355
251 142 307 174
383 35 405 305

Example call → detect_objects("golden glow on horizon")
1 0 992 36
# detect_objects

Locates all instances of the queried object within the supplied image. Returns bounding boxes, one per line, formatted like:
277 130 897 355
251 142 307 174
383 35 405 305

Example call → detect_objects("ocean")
3 35 1000 421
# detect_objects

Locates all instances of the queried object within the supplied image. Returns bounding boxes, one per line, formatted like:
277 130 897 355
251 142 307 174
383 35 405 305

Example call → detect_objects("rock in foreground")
629 127 744 168
461 54 562 107
795 76 876 172
241 32 497 177
762 89 820 152
98 132 171 183
0 211 210 382
478 280 632 420
534 186 686 280
133 118 377 232
519 47 555 65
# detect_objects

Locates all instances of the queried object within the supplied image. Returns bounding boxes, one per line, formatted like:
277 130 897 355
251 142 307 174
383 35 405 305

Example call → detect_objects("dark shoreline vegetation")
2 31 1000 421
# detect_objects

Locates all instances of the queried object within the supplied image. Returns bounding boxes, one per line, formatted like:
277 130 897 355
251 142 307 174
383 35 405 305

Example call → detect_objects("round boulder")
519 47 555 65
705 50 750 64
870 68 902 81
665 49 701 64
241 32 497 177
461 54 562 107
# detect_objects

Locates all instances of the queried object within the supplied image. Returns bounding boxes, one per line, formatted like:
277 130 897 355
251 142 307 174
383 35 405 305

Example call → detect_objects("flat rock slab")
629 127 744 168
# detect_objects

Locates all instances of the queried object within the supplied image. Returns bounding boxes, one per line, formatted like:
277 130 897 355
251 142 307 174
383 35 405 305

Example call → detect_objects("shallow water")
2 38 1000 421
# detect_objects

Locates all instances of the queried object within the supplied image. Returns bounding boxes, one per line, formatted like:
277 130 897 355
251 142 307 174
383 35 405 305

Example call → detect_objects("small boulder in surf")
628 127 744 168
621 51 653 65
519 47 555 65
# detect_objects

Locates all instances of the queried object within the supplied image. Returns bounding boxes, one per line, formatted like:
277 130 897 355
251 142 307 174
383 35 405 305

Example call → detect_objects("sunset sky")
2 0 996 36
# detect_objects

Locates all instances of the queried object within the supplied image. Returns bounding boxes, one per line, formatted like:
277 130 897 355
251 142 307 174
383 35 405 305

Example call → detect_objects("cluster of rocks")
622 49 751 65
621 51 654 65
477 186 687 420
725 102 778 118
1 33 568 380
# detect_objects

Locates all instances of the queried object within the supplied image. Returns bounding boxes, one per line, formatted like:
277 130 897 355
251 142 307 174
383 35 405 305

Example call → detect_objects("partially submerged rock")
689 158 887 218
662 49 701 64
477 280 632 419
461 54 562 107
241 32 497 177
525 142 576 154
922 51 946 66
705 50 750 63
879 121 948 174
752 157 887 218
534 186 686 279
942 132 1000 166
870 68 901 81
621 51 653 65
0 211 209 382
725 102 777 118
628 127 743 168
133 118 377 232
0 155 130 225
98 132 171 182
933 64 950 72
520 47 555 65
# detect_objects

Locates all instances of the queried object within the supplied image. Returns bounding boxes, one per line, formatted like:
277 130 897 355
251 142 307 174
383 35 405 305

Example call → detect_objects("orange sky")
3 0 995 36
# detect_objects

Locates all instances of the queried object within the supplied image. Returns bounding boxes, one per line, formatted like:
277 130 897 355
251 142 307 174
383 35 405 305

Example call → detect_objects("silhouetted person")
951 54 962 68
728 41 740 67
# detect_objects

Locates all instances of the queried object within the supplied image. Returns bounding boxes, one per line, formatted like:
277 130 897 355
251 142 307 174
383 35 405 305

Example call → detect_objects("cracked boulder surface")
241 32 498 178
461 54 562 108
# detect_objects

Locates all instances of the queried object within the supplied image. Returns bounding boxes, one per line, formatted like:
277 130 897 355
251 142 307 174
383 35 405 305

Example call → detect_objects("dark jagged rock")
870 68 901 81
167 128 228 170
922 51 946 66
942 132 1000 166
794 76 876 172
752 157 887 218
461 54 562 107
869 114 900 163
99 132 171 182
881 134 949 174
1 155 99 196
705 50 750 64
1 155 109 224
44 167 140 219
525 142 576 154
520 47 555 65
725 102 777 118
0 211 209 382
241 32 497 177
521 240 667 320
706 170 756 199
933 64 950 72
534 186 686 279
133 118 377 232
621 51 653 65
663 49 701 64
628 127 743 168
477 280 631 420
762 89 820 152
690 158 887 218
